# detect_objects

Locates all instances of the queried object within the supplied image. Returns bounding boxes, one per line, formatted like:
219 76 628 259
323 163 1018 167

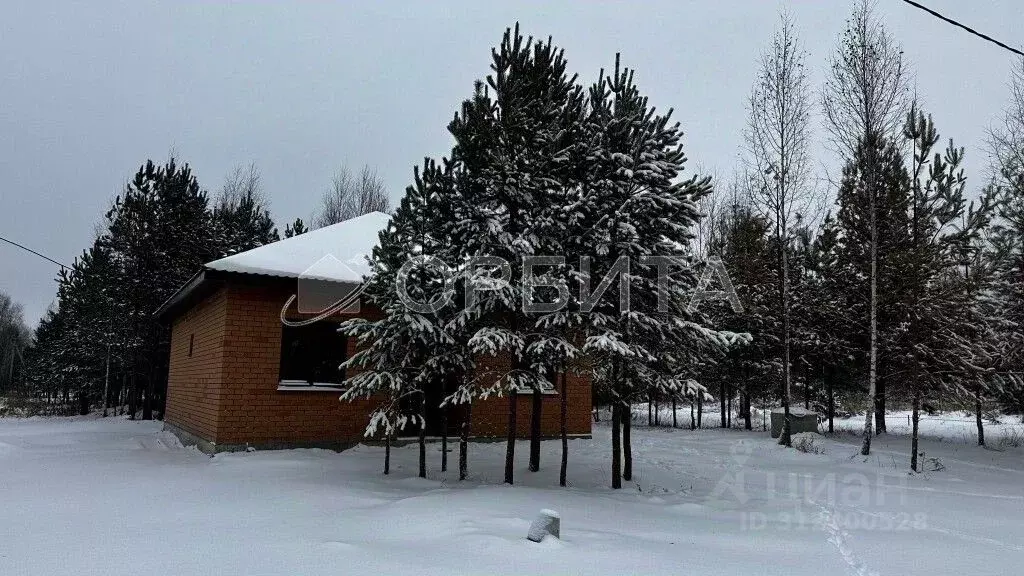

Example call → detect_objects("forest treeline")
2 1 1022 485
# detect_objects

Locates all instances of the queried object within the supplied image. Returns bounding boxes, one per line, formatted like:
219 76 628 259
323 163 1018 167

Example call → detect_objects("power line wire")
896 0 1024 58
0 235 69 270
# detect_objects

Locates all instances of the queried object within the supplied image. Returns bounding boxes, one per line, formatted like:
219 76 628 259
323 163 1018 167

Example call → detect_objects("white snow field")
1 416 1021 576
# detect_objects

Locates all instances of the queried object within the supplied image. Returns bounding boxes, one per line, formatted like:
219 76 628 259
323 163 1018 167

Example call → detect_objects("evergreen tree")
444 26 584 485
340 159 462 477
212 190 278 256
284 218 309 238
897 106 983 471
582 55 731 487
833 133 910 454
104 158 214 419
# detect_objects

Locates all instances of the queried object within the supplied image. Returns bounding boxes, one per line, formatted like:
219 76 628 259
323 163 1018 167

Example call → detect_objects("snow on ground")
1 415 1021 575
637 402 1024 446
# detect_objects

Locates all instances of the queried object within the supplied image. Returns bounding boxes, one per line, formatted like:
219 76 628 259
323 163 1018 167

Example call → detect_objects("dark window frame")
277 322 348 390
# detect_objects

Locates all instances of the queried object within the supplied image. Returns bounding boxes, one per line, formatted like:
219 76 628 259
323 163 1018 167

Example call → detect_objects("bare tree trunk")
727 389 732 429
779 235 793 447
559 370 568 487
102 345 111 418
622 402 632 481
719 383 727 428
460 401 472 481
418 393 427 479
862 179 879 456
975 382 985 447
529 386 542 472
690 401 695 430
611 403 622 489
128 373 137 420
504 389 517 485
697 393 703 428
910 388 921 472
384 432 391 475
441 401 448 473
744 389 752 430
804 367 811 410
875 379 887 434
827 369 835 434
672 396 678 428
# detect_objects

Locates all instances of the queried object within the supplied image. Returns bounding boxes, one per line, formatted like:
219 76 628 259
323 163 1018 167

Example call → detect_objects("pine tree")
340 159 460 477
105 158 215 419
583 54 732 487
898 106 979 471
442 25 584 485
284 218 308 238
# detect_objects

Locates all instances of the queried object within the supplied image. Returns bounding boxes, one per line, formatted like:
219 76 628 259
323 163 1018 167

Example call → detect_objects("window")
277 323 348 390
188 334 194 357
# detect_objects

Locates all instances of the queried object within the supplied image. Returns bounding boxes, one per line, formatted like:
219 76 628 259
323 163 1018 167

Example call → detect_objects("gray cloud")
1 0 1019 326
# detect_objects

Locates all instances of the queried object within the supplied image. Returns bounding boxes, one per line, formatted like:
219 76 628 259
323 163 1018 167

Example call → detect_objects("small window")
278 323 348 389
188 334 195 357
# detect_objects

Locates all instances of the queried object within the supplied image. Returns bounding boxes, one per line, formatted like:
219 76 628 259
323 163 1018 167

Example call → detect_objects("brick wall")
214 282 379 447
470 353 592 437
165 287 228 442
165 278 592 449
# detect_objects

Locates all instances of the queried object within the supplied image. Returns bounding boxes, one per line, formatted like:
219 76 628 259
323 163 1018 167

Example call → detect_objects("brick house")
156 212 592 453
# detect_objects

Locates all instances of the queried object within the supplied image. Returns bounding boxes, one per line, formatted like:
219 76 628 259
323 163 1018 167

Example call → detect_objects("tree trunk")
719 383 726 428
504 388 517 485
418 393 427 479
743 390 752 430
804 370 811 410
648 395 653 426
384 432 391 475
102 345 111 418
862 160 879 456
875 378 887 435
128 373 137 420
529 386 542 472
975 382 985 447
697 393 703 428
779 211 793 447
611 403 622 489
690 401 695 430
672 396 678 428
622 402 632 481
726 389 732 429
460 401 472 481
559 370 568 487
441 401 449 473
910 388 921 472
77 390 89 416
827 370 835 434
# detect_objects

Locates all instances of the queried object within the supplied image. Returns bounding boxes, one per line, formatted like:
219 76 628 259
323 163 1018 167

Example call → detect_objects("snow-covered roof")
206 211 390 283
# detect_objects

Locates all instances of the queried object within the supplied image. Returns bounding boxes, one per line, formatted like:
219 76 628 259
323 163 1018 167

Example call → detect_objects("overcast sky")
2 0 1020 327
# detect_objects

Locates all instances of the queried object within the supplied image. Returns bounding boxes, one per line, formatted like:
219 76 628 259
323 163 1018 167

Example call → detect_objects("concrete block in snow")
527 509 560 542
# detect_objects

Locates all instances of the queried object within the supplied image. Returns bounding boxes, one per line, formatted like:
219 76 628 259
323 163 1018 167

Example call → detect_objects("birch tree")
822 0 909 452
746 12 815 447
